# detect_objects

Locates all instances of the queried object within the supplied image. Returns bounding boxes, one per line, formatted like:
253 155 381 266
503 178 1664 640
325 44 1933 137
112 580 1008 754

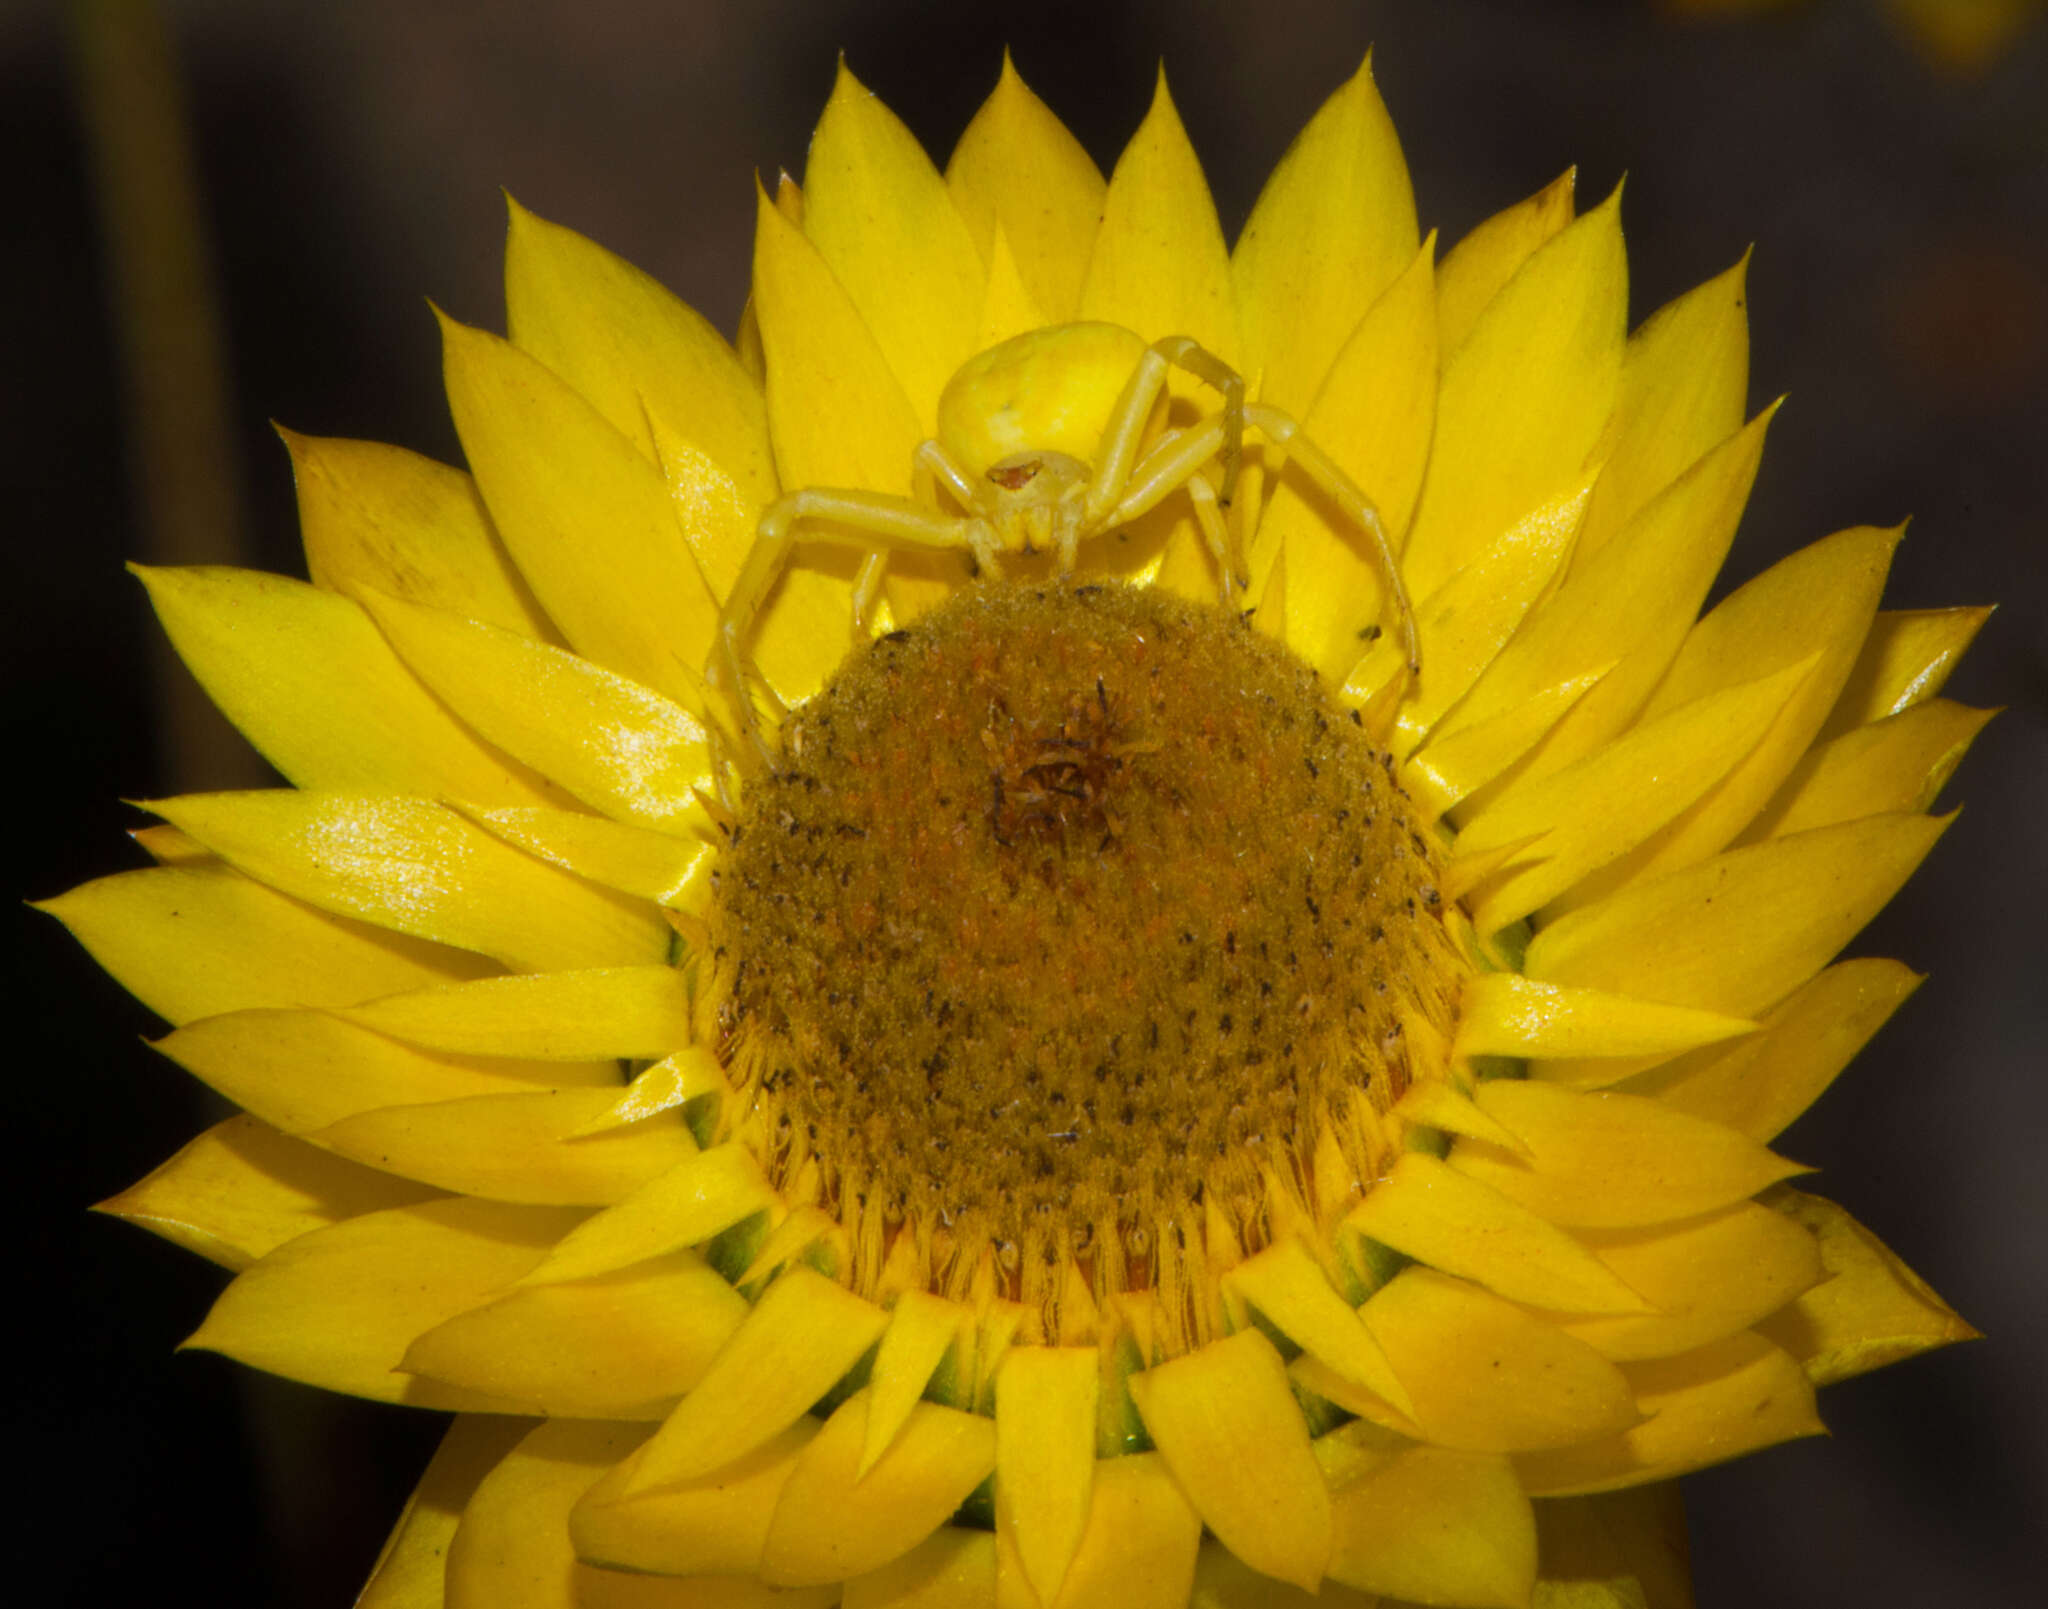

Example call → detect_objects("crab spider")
708 322 1418 762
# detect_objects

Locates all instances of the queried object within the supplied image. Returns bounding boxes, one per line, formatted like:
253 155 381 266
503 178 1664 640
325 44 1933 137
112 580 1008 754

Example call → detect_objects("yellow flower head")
51 53 1987 1609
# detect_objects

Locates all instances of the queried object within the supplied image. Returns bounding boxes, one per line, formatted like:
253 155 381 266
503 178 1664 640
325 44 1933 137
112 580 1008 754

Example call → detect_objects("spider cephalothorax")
709 320 1417 761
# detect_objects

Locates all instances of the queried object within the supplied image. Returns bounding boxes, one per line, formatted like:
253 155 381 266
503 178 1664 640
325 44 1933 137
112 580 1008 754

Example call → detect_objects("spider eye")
987 459 1042 491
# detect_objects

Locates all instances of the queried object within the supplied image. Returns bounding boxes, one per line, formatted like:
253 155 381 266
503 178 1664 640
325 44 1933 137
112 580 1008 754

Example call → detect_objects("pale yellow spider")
709 322 1417 760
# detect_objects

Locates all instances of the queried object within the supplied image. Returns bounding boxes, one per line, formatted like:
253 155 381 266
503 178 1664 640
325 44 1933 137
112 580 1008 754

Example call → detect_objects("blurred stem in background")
71 0 263 795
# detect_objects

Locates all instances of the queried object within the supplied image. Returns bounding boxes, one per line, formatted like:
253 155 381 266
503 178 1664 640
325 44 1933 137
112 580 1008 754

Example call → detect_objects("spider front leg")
1247 402 1420 678
710 487 991 765
1085 336 1246 525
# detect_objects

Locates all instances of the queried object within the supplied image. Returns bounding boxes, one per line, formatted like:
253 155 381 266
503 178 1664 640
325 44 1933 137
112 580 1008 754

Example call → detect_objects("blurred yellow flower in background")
49 51 1986 1609
1664 0 2043 74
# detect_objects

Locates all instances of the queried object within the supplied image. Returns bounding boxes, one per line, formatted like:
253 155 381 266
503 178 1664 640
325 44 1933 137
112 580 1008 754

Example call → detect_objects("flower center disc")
712 580 1461 1295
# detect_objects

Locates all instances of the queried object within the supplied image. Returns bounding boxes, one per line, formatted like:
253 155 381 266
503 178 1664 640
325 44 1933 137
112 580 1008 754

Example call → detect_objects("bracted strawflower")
49 54 1989 1609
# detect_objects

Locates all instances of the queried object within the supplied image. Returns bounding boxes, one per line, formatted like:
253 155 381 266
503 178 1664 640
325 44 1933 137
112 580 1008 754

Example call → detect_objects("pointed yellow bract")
357 1416 531 1609
805 62 988 430
282 429 556 641
137 565 563 805
1232 53 1418 417
39 858 493 1026
445 1419 645 1609
504 198 775 511
403 1251 746 1417
1574 254 1751 570
1451 1082 1806 1229
629 1267 888 1491
995 1346 1100 1605
1402 186 1625 601
333 966 692 1061
1515 1331 1823 1496
1820 605 1994 737
1759 1190 1980 1385
438 312 721 708
1128 1330 1332 1593
1080 71 1241 372
1324 1441 1537 1607
1255 237 1438 677
1345 1152 1647 1315
146 791 670 972
184 1198 583 1410
357 586 716 837
1434 170 1575 357
95 1114 438 1272
762 1390 997 1588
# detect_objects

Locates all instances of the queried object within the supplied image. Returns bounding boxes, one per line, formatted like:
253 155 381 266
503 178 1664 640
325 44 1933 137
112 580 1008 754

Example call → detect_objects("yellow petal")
334 966 690 1060
136 565 562 804
358 1415 532 1609
1620 959 1922 1142
146 791 670 971
523 1143 775 1286
1255 237 1437 677
1393 471 1589 746
1222 1238 1413 1414
1559 1202 1824 1362
282 428 555 640
313 1088 692 1206
753 179 925 498
630 1267 889 1491
1435 170 1575 358
1345 1152 1647 1315
970 226 1050 352
867 1291 973 1477
439 310 719 706
404 1250 746 1417
1522 812 1950 1020
1391 1080 1532 1155
1361 1268 1638 1453
503 198 774 510
152 1007 573 1137
1531 1483 1691 1609
995 1345 1099 1605
184 1197 582 1408
447 1418 644 1609
1817 605 1993 739
1450 1081 1806 1229
1515 1331 1822 1496
845 1525 998 1609
1052 1451 1202 1609
570 1048 724 1137
805 61 987 428
95 1113 437 1272
1757 1189 1979 1385
1325 1442 1536 1609
1456 655 1817 933
762 1389 997 1587
461 804 717 912
36 858 493 1027
1127 1328 1330 1593
1232 54 1417 416
1403 185 1625 601
1434 404 1775 796
1080 69 1241 369
1573 255 1750 570
947 56 1105 324
1746 698 1993 840
1555 526 1902 905
357 587 714 836
1403 669 1608 818
1456 974 1756 1066
572 1418 813 1577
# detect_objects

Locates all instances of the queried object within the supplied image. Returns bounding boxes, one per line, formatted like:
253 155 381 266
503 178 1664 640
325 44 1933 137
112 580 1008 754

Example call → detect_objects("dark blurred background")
6 1 2043 1603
